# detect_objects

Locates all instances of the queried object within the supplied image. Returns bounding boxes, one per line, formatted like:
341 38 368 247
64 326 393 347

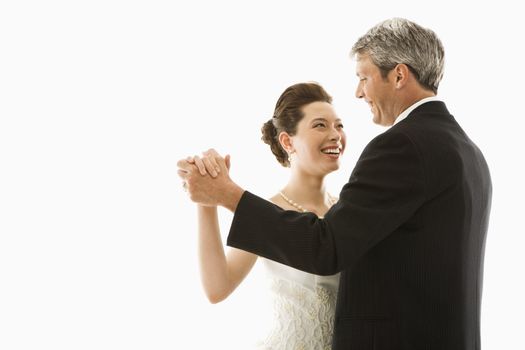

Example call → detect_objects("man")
178 18 492 349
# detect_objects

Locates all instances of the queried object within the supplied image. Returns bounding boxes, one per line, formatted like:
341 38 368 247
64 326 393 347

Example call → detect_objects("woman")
188 82 346 349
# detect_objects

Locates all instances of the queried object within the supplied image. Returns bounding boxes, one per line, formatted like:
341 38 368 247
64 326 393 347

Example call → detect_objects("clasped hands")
177 149 243 210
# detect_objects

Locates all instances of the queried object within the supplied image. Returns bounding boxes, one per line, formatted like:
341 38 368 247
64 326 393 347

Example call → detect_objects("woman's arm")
197 205 257 304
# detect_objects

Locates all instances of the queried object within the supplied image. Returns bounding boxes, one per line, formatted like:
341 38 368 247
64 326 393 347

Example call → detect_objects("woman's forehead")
301 102 338 120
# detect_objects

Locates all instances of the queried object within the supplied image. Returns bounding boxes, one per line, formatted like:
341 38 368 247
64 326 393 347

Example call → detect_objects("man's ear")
278 131 294 153
394 63 410 88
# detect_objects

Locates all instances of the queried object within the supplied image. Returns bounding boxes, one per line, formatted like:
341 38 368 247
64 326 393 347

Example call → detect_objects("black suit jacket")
227 101 492 350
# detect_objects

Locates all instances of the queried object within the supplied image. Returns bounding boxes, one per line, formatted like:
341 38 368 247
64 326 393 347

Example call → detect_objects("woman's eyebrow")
311 117 342 123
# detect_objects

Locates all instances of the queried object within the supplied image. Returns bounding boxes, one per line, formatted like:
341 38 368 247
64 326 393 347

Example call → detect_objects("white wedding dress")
256 257 339 350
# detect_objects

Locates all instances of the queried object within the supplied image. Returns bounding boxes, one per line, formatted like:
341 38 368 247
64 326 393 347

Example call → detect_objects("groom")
178 18 491 349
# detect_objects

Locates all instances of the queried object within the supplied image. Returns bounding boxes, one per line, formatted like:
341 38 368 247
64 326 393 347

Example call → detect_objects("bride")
185 82 346 349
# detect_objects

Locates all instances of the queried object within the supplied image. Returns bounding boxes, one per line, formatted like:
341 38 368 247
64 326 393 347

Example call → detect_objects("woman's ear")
278 131 294 153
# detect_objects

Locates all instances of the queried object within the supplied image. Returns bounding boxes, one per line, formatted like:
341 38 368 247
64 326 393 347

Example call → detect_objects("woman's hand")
187 149 231 178
178 148 242 210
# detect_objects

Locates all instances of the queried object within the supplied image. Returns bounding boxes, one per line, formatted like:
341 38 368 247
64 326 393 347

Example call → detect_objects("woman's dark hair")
261 82 332 167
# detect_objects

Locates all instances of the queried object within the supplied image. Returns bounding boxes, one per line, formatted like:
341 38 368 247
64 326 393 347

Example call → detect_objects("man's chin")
372 115 393 127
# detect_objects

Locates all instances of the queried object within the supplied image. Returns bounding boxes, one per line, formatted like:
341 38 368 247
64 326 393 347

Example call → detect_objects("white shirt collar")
393 96 441 125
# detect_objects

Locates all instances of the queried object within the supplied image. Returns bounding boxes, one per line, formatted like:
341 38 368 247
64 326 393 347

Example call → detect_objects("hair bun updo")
261 118 289 167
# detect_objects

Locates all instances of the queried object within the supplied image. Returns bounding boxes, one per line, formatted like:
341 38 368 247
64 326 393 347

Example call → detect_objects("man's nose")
355 85 364 99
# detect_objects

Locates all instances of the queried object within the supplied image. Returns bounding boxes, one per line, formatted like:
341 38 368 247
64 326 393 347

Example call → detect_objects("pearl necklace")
278 191 336 214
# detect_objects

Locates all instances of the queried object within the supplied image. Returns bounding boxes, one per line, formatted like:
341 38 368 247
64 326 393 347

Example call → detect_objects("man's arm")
226 131 426 275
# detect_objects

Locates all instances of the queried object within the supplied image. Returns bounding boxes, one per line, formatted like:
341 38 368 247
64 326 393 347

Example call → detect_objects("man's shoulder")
363 128 420 157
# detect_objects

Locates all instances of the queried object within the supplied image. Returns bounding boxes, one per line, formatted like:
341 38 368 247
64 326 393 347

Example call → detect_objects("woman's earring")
287 150 295 164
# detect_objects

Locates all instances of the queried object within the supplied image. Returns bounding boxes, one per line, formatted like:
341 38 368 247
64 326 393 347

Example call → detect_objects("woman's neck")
281 170 328 208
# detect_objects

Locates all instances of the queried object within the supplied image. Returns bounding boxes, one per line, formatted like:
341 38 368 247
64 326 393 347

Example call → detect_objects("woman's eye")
314 123 326 128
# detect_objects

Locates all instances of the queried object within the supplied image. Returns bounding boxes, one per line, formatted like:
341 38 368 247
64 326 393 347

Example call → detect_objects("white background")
1 0 523 349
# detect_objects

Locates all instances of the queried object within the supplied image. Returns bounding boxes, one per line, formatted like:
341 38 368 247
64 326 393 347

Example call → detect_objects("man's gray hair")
351 18 445 93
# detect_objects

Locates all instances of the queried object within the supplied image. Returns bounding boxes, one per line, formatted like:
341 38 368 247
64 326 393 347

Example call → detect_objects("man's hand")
177 149 244 212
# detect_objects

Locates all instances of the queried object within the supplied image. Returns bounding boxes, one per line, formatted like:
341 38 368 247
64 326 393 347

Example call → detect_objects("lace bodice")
256 258 339 350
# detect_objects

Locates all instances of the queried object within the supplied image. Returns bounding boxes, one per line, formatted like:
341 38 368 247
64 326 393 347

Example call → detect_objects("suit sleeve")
226 131 426 275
